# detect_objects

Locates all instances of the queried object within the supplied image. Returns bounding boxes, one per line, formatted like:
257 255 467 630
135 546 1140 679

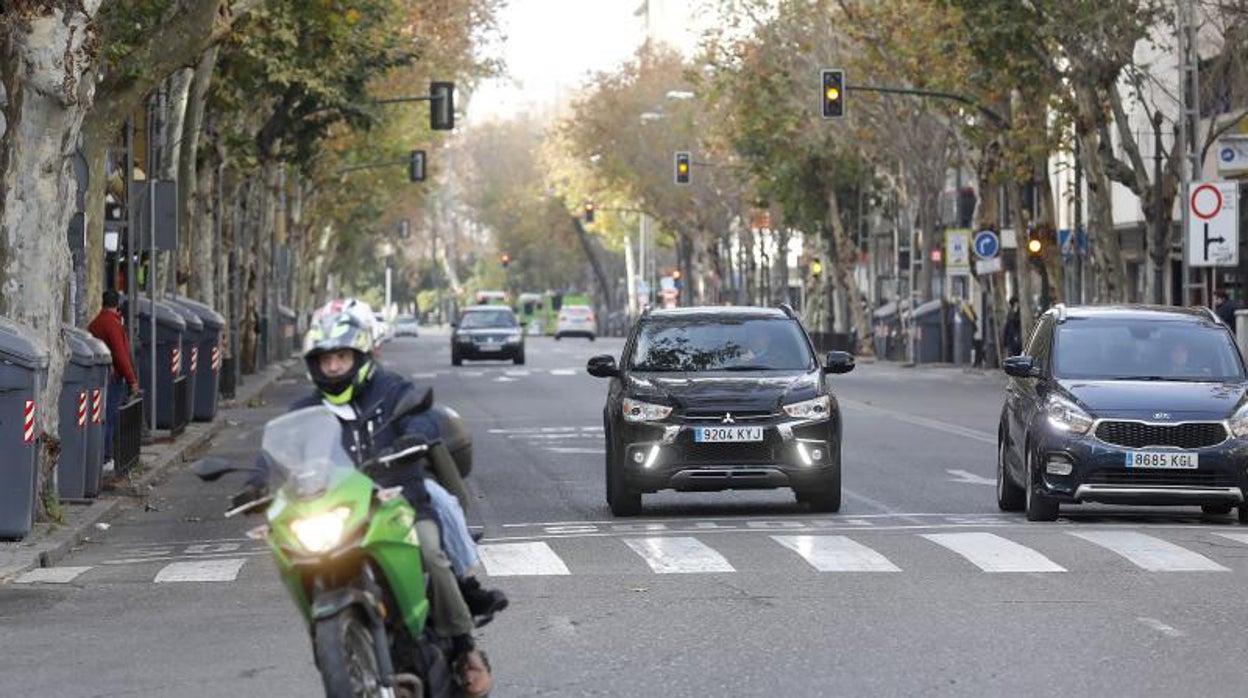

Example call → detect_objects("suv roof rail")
777 303 797 319
1191 305 1221 323
1053 303 1067 322
640 304 653 319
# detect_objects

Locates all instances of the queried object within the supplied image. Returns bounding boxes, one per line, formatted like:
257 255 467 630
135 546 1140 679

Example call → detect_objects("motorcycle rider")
239 311 498 694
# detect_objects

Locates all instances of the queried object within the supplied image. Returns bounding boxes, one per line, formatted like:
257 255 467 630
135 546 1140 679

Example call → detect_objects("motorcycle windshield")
261 405 355 498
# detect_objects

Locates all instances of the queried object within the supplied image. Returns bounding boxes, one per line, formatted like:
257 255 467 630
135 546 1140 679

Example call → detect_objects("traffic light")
674 151 691 185
105 200 124 223
821 69 845 119
672 269 683 288
408 150 426 182
583 201 595 223
430 81 455 131
501 253 511 269
810 257 823 278
1027 227 1043 260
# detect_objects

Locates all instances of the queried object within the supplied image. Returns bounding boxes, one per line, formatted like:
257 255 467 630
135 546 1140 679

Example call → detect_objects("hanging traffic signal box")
674 151 691 185
409 150 426 182
430 81 455 131
1027 227 1043 261
810 258 823 278
821 69 845 119
583 202 595 223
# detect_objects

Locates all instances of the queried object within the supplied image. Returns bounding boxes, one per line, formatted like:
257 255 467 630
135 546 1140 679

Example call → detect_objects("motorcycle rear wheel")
315 608 387 698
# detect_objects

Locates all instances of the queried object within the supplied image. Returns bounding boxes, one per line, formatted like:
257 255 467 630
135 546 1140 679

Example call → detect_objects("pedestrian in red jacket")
88 290 140 461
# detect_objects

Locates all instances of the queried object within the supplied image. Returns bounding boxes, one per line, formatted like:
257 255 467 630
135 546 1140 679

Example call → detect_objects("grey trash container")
910 299 946 364
0 318 49 539
171 296 225 421
950 304 976 366
132 298 187 430
58 328 96 500
81 332 111 498
165 301 203 425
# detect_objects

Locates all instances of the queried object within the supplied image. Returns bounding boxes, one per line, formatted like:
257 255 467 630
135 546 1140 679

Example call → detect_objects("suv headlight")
290 506 351 553
1229 403 1248 438
622 398 672 423
505 332 522 343
1045 395 1094 434
784 395 830 419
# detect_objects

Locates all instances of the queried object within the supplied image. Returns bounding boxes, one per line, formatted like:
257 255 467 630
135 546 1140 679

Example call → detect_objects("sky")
466 0 704 123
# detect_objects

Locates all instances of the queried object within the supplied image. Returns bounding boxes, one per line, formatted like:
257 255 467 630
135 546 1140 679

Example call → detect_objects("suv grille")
683 409 776 422
1086 468 1235 488
1095 421 1226 449
682 439 775 464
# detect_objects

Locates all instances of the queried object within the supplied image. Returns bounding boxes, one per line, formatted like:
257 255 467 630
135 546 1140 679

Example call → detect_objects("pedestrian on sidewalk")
88 289 141 463
1002 297 1023 358
1214 290 1237 328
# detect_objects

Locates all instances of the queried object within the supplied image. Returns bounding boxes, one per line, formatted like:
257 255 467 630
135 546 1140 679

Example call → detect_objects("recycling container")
170 296 225 421
0 317 49 539
908 299 946 364
165 301 203 426
132 298 187 432
57 328 95 500
80 332 111 497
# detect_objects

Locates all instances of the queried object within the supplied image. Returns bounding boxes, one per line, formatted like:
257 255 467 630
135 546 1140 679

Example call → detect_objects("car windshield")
1054 319 1246 381
395 315 416 323
630 317 814 372
460 309 517 328
260 406 355 499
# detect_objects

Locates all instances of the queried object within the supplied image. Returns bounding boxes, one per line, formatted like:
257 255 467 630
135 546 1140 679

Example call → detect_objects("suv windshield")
630 317 814 372
1054 319 1246 381
460 309 517 329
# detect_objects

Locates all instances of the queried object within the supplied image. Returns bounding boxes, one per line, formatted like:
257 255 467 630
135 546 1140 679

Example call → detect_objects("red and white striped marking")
77 390 88 427
23 400 36 444
171 347 182 374
91 389 102 424
191 347 199 373
211 345 221 372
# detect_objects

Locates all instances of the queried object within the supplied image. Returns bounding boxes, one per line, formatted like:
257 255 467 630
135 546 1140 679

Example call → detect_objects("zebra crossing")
14 528 1248 586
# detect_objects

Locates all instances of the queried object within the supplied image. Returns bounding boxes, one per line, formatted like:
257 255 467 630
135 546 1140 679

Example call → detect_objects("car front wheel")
1024 449 1059 522
997 437 1025 512
605 436 641 516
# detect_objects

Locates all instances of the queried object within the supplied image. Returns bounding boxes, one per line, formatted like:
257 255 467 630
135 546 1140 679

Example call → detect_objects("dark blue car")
997 305 1248 522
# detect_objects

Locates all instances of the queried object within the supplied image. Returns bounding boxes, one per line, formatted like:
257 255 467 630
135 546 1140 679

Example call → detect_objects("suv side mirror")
823 350 855 374
586 354 619 378
1002 355 1041 378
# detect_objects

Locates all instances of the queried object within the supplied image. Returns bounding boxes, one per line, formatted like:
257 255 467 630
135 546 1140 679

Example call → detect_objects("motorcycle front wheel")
315 608 387 698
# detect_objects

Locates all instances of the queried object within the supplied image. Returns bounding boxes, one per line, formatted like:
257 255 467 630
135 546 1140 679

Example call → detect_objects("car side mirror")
586 354 619 378
823 350 855 374
1002 355 1041 378
450 322 457 329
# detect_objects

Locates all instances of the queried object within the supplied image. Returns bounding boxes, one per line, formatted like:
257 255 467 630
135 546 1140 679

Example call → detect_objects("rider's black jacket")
253 366 434 519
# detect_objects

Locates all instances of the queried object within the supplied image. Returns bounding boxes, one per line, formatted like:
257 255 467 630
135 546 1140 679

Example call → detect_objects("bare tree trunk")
829 191 871 355
182 47 217 302
0 2 102 518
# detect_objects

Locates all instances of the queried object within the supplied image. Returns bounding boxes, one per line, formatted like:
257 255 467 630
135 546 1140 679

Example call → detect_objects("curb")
0 358 298 583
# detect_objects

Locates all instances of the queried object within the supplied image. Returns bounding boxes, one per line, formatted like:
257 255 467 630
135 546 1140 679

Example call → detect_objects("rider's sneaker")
459 576 509 621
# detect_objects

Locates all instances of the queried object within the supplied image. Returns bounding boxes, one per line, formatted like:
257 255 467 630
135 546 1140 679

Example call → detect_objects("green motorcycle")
194 389 468 698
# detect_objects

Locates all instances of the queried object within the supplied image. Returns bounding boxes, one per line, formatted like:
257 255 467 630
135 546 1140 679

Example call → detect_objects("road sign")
1217 135 1248 176
975 257 1003 275
973 230 999 259
1188 181 1239 267
945 229 970 275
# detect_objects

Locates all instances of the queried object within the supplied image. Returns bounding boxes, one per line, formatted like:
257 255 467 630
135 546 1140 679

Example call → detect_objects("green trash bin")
0 317 49 540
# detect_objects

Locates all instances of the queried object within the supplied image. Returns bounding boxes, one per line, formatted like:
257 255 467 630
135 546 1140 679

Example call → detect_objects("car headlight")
622 398 672 423
784 395 830 419
289 507 351 553
505 333 522 343
1045 395 1094 434
456 335 472 344
1229 403 1248 438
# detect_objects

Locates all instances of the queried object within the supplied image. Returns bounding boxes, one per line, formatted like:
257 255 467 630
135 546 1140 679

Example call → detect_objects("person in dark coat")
1001 297 1023 358
1214 291 1237 328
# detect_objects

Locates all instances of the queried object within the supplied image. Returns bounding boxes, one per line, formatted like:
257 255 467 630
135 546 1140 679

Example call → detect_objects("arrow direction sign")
973 230 999 259
1188 181 1239 267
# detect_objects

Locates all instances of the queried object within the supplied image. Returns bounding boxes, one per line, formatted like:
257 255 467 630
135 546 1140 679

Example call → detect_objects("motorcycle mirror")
192 457 253 482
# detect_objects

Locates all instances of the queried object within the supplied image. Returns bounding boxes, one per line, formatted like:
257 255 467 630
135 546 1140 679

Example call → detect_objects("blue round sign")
973 230 1000 259
1221 147 1235 163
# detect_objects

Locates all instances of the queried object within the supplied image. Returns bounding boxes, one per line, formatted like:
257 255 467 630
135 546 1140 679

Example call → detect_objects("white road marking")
1137 617 1186 638
1213 532 1248 546
947 469 996 485
1069 531 1229 571
493 376 516 383
478 542 571 576
461 371 485 377
623 537 735 574
410 372 438 379
504 370 530 377
508 433 591 440
154 558 247 583
772 535 900 572
545 447 606 454
14 566 93 584
487 426 602 434
840 399 996 444
922 532 1066 572
550 369 577 376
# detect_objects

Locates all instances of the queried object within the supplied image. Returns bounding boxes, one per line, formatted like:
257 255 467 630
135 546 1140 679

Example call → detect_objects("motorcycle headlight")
622 397 672 423
1229 403 1248 438
784 395 830 419
1045 395 1094 435
290 506 351 553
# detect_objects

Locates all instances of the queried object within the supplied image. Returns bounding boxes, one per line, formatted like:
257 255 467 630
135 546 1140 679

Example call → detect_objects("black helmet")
302 311 376 404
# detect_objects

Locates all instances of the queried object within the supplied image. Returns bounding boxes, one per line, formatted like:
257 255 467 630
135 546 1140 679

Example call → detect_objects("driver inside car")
239 311 500 695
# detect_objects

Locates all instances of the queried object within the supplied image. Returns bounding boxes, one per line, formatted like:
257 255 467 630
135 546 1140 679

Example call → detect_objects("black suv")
451 305 525 365
587 306 855 516
997 304 1248 522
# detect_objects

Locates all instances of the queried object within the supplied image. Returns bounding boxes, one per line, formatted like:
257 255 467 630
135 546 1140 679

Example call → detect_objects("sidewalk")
0 357 298 582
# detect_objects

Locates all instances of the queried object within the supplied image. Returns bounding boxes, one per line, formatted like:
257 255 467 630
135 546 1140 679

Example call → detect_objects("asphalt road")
5 327 1248 697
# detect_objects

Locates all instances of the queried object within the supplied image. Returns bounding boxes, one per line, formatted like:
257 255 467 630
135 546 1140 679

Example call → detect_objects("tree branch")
1108 84 1151 196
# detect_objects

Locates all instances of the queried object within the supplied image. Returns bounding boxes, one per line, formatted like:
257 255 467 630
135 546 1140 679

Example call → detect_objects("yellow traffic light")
825 87 840 102
810 259 823 277
1027 238 1042 254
